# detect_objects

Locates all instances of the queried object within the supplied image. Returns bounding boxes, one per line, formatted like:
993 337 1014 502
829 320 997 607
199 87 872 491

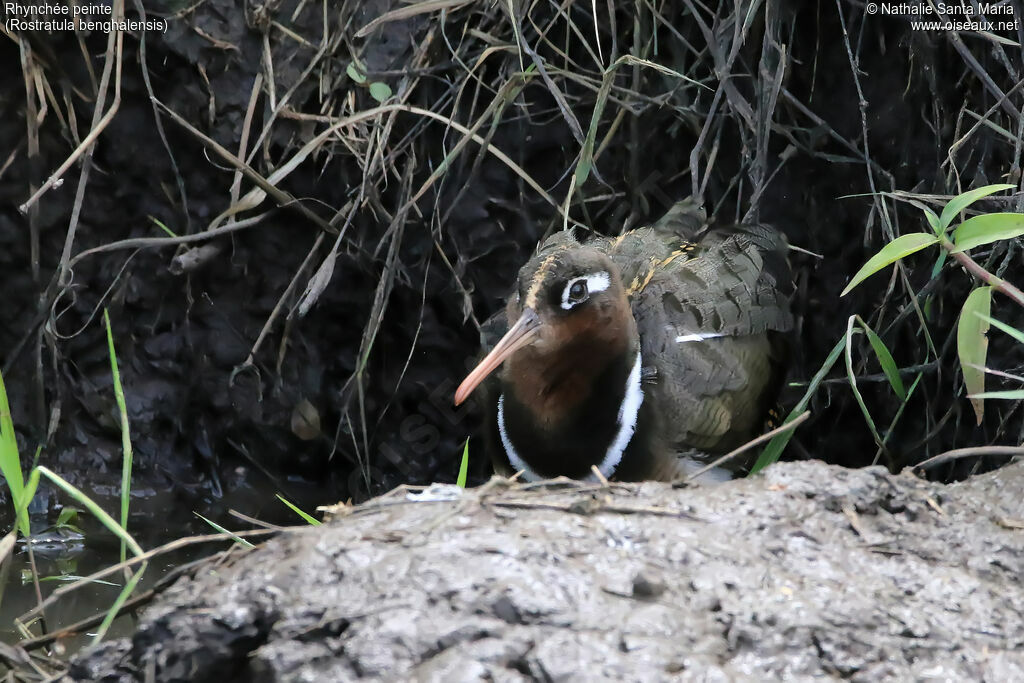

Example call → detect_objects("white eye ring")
561 271 610 310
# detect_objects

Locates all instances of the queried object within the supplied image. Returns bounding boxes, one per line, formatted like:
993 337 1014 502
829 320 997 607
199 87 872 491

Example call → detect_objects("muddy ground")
68 460 1024 682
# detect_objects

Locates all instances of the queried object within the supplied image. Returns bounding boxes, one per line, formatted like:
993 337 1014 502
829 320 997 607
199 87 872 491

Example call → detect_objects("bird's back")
593 201 794 466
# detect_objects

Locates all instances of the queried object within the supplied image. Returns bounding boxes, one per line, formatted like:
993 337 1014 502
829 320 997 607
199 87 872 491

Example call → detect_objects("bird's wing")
614 222 794 455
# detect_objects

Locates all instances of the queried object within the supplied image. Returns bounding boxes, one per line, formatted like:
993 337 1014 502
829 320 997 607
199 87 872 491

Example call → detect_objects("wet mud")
72 461 1024 681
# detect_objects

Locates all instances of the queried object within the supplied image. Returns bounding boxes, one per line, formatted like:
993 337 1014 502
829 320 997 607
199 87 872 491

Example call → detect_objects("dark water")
0 468 335 654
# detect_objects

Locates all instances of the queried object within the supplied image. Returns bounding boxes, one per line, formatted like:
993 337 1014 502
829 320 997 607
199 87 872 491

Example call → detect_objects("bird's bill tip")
454 308 541 406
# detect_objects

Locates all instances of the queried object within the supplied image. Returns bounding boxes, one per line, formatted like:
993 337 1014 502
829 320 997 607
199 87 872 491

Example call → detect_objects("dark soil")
69 460 1024 682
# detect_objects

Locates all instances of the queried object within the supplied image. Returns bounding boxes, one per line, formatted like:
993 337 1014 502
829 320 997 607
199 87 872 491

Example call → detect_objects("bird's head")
455 236 635 406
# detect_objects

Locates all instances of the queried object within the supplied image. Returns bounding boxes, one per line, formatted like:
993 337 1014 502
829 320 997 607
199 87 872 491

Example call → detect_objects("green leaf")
456 439 470 488
861 322 906 400
36 466 145 556
939 183 1014 230
957 286 992 424
55 506 80 528
369 82 392 102
844 320 884 451
14 468 40 533
840 233 939 296
0 369 29 537
969 390 1024 400
276 494 322 526
952 212 1024 252
923 207 941 235
104 309 134 567
346 62 367 84
977 314 1024 345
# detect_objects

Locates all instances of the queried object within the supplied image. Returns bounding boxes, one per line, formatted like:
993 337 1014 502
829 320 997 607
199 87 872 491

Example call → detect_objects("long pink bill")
454 308 540 406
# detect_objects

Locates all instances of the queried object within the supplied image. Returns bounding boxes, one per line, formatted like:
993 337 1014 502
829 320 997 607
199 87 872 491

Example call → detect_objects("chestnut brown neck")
504 297 635 428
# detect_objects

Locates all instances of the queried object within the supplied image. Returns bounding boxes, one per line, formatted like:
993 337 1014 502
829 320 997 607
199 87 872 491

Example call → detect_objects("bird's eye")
560 272 608 310
560 278 590 311
569 280 588 302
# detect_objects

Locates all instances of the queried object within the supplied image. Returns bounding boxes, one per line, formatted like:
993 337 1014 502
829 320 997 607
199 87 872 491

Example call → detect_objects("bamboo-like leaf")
957 286 992 424
845 319 885 450
840 233 938 296
939 183 1014 230
952 212 1024 252
860 320 906 399
456 439 470 488
923 207 941 235
977 314 1024 345
969 390 1024 400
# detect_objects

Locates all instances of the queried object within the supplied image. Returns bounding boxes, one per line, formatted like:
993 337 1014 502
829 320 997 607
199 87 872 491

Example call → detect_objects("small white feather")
675 332 726 343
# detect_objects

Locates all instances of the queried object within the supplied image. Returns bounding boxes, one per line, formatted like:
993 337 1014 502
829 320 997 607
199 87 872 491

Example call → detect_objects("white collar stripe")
497 394 543 481
497 351 644 482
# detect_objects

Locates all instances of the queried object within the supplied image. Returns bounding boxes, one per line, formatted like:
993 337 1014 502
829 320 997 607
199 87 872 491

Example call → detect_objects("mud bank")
71 460 1024 681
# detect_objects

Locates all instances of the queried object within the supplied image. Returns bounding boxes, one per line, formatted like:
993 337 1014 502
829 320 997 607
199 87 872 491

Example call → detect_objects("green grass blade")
194 512 256 547
574 57 620 187
977 314 1024 345
929 248 948 279
148 215 178 238
456 439 470 488
104 310 134 566
36 467 144 557
91 563 146 645
958 286 992 425
952 212 1024 252
0 370 28 537
576 55 704 187
858 319 906 399
751 336 846 473
276 494 322 526
844 318 885 450
13 468 40 534
840 233 938 296
939 183 1014 230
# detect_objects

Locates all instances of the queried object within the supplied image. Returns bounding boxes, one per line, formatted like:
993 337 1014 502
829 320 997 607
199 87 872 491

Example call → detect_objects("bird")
454 199 794 483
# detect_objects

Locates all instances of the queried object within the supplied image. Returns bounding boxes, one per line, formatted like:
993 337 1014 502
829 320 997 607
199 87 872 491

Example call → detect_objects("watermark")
3 2 168 33
865 2 1021 32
